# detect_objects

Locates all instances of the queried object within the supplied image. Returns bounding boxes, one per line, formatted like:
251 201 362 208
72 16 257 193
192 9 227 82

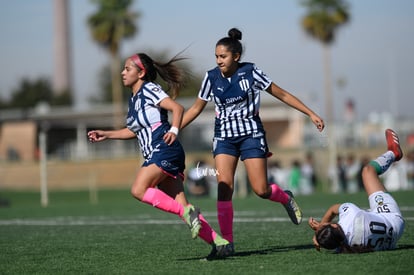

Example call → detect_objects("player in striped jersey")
309 129 405 253
88 52 232 259
181 28 325 253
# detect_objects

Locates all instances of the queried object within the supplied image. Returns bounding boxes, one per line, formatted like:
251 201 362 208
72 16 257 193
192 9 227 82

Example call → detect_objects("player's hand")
312 234 321 251
310 114 325 132
308 217 320 231
163 131 177 145
88 130 107 143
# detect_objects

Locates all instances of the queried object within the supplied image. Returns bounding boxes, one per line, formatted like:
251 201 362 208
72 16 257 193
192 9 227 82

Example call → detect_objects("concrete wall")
0 122 37 162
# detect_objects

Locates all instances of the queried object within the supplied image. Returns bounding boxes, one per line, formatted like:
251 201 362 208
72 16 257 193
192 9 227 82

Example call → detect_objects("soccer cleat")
182 205 201 239
385 129 403 161
283 190 302 225
216 242 234 258
205 236 234 260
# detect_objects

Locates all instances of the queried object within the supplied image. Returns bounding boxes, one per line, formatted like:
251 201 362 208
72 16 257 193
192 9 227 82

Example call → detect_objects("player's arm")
308 204 341 231
320 204 341 223
88 128 135 142
159 97 184 145
266 83 324 132
181 98 207 129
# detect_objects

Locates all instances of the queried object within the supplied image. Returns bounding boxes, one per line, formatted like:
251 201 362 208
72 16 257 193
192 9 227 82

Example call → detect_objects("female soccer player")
309 129 405 253
88 52 231 259
181 28 325 253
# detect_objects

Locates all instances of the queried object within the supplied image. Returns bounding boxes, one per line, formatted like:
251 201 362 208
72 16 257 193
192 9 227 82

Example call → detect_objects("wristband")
168 126 179 135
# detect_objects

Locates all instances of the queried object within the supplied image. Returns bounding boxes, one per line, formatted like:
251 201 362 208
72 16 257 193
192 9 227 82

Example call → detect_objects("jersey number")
367 221 394 250
377 204 390 213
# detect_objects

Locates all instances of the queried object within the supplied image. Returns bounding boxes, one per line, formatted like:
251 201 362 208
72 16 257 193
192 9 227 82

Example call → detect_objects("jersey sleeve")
252 64 272 91
338 202 361 218
145 83 169 105
198 72 212 102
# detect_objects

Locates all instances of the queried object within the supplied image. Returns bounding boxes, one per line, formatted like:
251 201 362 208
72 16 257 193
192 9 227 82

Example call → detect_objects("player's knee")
254 186 271 199
130 185 145 201
362 165 375 177
217 181 234 200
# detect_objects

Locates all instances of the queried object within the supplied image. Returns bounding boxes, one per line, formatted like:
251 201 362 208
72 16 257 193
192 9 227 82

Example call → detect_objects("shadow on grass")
179 243 414 261
234 244 315 257
396 244 414 250
179 244 315 261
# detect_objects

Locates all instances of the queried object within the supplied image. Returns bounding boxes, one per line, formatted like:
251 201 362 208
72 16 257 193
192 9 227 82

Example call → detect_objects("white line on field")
0 215 413 226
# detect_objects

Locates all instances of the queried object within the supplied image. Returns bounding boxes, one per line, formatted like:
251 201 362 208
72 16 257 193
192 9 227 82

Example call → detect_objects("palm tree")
87 0 139 130
300 0 350 192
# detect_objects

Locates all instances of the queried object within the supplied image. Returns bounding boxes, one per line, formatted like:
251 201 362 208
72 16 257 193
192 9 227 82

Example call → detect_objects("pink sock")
269 184 289 204
217 201 233 243
142 188 183 217
197 213 217 244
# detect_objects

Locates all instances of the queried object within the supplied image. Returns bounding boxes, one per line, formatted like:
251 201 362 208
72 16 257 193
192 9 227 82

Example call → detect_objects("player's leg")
131 165 201 239
214 153 238 244
244 157 302 225
159 177 232 246
244 157 272 198
215 154 238 200
363 129 403 196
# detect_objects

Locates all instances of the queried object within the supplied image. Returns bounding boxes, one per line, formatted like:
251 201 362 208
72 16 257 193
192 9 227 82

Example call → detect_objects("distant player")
181 27 325 255
88 52 231 259
309 129 405 253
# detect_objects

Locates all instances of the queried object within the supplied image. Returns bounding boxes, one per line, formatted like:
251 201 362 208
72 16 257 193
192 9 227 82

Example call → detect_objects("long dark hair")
132 52 187 99
316 224 374 253
216 28 243 59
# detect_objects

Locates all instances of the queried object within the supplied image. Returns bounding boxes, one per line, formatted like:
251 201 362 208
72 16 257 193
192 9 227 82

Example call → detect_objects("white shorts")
368 191 402 215
368 191 405 239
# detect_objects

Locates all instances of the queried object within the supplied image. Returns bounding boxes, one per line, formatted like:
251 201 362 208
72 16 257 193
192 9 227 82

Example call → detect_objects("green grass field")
0 189 413 275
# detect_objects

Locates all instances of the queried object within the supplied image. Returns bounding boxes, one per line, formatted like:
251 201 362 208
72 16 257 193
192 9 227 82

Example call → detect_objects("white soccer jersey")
126 82 169 159
198 62 272 138
338 202 403 251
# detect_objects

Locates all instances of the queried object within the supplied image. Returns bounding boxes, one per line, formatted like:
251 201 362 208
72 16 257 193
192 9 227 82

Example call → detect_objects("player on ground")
88 52 231 259
309 129 405 253
181 28 325 256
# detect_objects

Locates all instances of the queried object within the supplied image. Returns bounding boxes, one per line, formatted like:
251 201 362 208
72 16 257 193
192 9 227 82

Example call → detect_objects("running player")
181 28 325 255
309 129 405 253
88 52 231 259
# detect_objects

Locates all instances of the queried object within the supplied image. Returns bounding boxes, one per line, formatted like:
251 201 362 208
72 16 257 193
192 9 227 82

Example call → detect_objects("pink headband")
130 54 146 73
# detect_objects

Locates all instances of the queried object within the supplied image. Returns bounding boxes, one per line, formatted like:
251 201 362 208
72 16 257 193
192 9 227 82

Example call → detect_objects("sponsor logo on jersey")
226 96 244 104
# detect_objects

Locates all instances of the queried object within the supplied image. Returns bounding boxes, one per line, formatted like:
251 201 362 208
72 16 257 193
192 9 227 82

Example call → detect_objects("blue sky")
1 0 413 121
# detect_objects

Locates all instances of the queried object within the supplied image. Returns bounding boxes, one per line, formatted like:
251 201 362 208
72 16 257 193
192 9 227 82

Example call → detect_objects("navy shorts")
212 133 271 161
142 140 185 180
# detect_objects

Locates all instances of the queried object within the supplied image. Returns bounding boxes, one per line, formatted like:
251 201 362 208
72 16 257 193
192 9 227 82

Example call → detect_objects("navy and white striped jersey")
126 82 170 159
198 62 272 138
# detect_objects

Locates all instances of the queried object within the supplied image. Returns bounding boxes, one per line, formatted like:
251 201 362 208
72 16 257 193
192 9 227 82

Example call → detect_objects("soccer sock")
197 213 217 244
369 151 395 175
269 184 289 205
217 201 233 243
141 187 183 216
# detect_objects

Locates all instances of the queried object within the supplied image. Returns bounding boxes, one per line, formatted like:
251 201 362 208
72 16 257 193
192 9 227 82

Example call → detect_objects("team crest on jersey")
375 194 384 205
239 78 250 92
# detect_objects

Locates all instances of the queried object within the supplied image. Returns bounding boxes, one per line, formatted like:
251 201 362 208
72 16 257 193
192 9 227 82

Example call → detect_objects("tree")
300 0 350 192
8 78 53 109
87 0 139 128
4 77 72 109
